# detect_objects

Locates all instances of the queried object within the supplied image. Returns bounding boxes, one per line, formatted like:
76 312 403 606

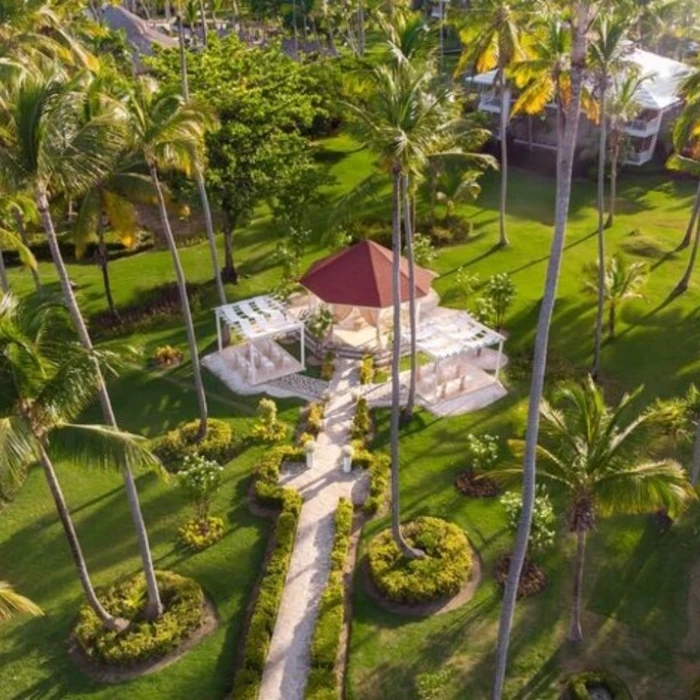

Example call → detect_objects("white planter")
342 455 352 473
306 451 315 469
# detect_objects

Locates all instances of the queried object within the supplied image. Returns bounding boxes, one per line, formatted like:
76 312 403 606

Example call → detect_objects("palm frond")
0 581 42 622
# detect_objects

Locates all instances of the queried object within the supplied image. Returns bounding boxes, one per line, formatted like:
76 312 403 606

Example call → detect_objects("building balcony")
478 91 504 114
624 147 654 166
625 115 661 137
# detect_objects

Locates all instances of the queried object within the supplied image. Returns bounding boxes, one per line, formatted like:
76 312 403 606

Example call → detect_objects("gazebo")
299 240 436 350
213 294 306 385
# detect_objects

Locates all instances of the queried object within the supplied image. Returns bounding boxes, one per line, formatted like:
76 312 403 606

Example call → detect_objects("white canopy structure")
409 312 505 379
214 295 306 385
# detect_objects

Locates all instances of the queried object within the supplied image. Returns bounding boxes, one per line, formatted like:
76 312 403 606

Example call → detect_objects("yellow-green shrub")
178 516 224 551
153 419 234 471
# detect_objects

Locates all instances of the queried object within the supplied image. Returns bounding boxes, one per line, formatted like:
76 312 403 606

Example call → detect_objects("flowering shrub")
177 455 224 520
465 433 499 472
152 345 183 368
252 398 289 443
178 516 224 551
484 273 515 328
500 486 555 553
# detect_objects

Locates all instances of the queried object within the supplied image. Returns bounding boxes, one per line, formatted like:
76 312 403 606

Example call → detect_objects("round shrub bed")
367 517 472 604
74 571 205 667
494 554 548 598
178 516 224 551
565 671 631 699
153 419 234 471
455 469 500 498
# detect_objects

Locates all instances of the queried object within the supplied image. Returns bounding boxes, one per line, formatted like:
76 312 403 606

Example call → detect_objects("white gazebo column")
249 341 255 384
495 339 504 380
300 324 306 369
216 312 223 352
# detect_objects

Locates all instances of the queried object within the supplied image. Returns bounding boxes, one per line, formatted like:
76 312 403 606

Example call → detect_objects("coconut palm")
434 163 482 221
0 192 38 293
0 294 159 630
583 253 647 341
588 15 633 377
0 71 164 620
603 72 646 229
126 77 217 438
455 0 526 247
492 6 595 697
0 581 42 622
499 378 695 642
676 67 700 249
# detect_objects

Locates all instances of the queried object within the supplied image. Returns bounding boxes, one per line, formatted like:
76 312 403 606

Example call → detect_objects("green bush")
307 402 325 435
565 671 631 699
321 351 335 381
368 517 472 604
359 354 374 385
177 516 224 551
233 494 301 697
252 398 289 443
74 571 204 666
351 397 371 442
153 419 234 471
253 445 304 511
307 499 353 699
363 454 390 516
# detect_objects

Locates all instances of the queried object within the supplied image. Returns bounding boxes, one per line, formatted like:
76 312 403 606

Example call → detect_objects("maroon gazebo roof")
299 240 434 309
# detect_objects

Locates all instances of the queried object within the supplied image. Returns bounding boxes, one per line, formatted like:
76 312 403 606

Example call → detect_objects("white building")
469 47 692 166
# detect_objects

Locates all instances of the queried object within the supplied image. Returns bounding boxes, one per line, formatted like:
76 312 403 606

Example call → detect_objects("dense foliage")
153 419 234 470
565 671 631 699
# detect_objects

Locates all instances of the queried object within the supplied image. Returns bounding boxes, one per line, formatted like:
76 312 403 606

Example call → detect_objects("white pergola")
409 313 505 379
214 295 306 382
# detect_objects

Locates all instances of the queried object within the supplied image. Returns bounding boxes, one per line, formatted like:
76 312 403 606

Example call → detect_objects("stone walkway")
259 359 369 700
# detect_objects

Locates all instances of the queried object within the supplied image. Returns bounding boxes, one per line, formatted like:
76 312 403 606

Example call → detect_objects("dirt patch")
68 596 218 684
494 555 548 599
362 545 482 618
455 470 500 498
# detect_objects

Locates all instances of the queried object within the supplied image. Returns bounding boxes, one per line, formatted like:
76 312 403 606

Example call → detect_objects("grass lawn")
2 133 700 699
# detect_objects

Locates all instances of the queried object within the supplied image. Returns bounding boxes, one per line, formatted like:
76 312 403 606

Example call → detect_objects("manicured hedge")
350 397 371 441
368 517 472 604
231 447 304 698
566 671 631 699
74 570 204 666
306 498 353 699
153 418 234 471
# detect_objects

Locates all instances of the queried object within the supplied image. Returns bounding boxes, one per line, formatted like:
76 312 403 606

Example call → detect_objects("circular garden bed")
367 517 473 608
494 554 548 598
564 671 632 699
72 570 214 679
455 469 500 498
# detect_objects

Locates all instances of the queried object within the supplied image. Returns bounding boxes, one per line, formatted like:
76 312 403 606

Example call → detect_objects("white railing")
625 116 661 136
625 147 654 165
478 91 502 112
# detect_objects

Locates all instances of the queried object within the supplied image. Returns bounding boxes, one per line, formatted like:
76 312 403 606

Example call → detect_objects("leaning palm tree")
0 70 164 620
676 67 700 249
492 6 595 697
455 0 526 247
499 378 695 642
126 77 217 438
588 14 633 377
0 581 42 622
0 294 160 630
583 253 647 341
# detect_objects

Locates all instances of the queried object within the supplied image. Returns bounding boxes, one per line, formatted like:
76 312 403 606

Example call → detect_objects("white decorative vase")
305 442 316 469
342 446 353 474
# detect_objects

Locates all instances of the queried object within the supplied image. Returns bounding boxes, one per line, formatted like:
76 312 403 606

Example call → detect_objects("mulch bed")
494 554 547 599
68 597 218 683
455 469 500 498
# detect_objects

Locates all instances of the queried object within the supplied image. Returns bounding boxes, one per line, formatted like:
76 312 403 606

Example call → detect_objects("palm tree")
605 72 646 228
0 192 40 292
455 0 526 247
500 378 695 642
433 163 482 221
176 15 227 310
0 581 42 622
583 253 647 341
0 294 160 630
588 15 633 377
677 67 700 249
492 6 595 697
0 71 164 620
126 77 216 438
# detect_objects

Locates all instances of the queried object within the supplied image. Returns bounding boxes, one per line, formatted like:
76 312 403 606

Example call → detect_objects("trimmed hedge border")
306 498 353 700
231 447 304 699
565 671 632 699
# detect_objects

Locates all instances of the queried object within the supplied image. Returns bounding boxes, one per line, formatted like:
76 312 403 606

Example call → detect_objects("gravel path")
259 359 368 700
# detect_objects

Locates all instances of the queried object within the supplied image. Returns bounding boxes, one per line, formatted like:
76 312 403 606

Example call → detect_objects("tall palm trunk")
36 189 163 621
569 529 586 642
497 60 509 248
198 0 208 45
592 81 607 380
222 210 239 283
147 167 209 436
37 441 126 630
292 0 299 56
357 0 365 56
390 167 421 560
13 210 41 291
402 174 417 421
177 17 227 311
606 136 619 228
0 244 8 293
608 301 616 340
97 215 119 321
677 212 700 292
679 180 700 250
691 417 700 485
491 6 591 697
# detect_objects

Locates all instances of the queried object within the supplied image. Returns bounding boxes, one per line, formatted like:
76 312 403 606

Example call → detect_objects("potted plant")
305 439 316 469
342 445 354 473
